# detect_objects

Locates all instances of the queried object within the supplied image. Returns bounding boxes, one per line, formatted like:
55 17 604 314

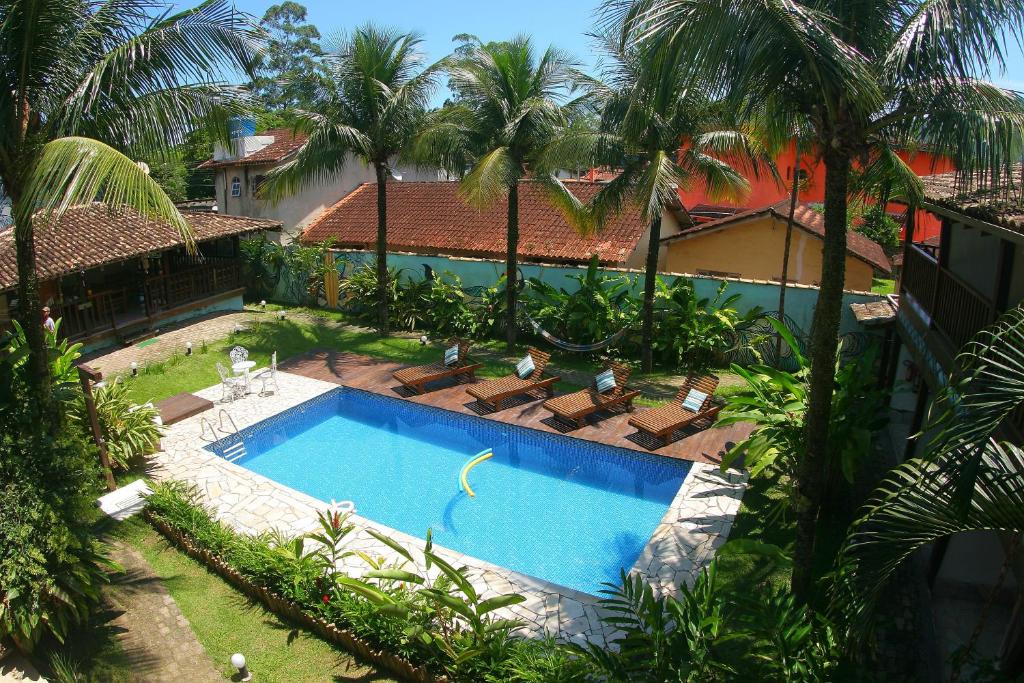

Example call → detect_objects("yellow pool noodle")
460 450 493 498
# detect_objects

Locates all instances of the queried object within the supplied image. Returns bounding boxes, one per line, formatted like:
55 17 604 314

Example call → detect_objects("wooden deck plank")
156 392 214 426
280 350 752 465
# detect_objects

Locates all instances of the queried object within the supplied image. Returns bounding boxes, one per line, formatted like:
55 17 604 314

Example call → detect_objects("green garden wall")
333 250 882 337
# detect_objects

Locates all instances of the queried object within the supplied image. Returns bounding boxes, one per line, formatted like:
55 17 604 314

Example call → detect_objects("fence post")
78 363 116 491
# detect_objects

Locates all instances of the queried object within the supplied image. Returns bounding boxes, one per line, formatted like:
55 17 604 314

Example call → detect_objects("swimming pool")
206 387 692 595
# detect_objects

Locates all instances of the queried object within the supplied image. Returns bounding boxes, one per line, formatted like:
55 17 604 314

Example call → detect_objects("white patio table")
231 359 257 394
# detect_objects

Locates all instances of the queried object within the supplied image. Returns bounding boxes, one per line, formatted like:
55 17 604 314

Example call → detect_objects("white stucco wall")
214 155 448 243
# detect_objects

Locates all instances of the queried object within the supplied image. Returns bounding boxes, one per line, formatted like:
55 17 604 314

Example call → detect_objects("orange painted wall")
677 140 953 242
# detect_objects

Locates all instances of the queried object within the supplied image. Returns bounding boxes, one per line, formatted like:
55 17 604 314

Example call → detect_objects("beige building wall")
214 156 446 243
661 214 875 291
624 209 685 269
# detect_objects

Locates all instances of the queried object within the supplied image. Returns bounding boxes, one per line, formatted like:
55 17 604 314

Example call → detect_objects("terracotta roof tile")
198 128 308 169
663 200 891 274
919 165 1024 232
301 180 656 265
0 204 280 291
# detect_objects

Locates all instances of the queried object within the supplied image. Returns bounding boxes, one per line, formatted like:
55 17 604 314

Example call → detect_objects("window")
250 175 267 196
230 176 241 197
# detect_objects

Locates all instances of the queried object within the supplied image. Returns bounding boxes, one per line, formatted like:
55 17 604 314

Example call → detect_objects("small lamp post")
419 335 428 346
230 653 252 681
277 310 286 321
186 341 193 356
233 323 242 334
130 361 138 377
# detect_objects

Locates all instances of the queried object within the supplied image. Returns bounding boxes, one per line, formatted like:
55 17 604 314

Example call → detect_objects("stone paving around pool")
152 370 747 646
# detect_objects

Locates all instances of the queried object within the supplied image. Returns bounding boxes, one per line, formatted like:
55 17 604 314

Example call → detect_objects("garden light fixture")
130 362 138 377
230 653 252 681
186 341 193 356
420 335 428 345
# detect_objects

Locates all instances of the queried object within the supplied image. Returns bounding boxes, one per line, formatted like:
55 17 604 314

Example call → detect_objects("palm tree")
416 36 583 351
261 24 437 336
608 0 1024 599
0 0 258 432
577 34 775 372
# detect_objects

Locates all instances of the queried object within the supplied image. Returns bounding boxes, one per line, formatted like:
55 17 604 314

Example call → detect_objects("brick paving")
103 541 223 683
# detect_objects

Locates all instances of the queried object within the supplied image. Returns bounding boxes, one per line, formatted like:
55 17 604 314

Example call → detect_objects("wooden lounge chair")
542 361 641 429
393 339 483 395
466 347 559 411
628 374 722 448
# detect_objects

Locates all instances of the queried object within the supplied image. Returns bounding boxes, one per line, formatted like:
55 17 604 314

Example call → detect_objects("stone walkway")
103 541 222 682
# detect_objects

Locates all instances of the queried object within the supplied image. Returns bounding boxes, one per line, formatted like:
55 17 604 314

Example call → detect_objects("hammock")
523 309 630 353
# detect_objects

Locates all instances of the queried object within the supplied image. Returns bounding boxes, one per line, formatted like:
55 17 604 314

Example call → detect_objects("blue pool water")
207 388 691 595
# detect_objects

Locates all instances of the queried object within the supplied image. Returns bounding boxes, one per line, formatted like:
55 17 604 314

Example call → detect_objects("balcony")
51 257 241 341
901 245 998 351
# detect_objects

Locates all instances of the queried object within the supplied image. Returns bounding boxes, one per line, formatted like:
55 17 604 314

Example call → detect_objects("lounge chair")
466 347 559 411
393 339 483 395
628 374 722 448
542 361 641 429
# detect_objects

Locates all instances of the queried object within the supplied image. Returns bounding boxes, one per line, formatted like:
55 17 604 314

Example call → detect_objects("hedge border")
143 511 449 683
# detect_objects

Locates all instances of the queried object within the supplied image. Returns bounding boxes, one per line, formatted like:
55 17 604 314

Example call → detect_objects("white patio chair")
229 345 249 364
255 351 279 396
216 362 246 403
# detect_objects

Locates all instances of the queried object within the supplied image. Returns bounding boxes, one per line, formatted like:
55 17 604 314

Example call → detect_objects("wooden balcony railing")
53 259 241 341
901 244 997 351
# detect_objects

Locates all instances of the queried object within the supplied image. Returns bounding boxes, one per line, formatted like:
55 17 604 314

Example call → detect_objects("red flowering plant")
306 508 357 609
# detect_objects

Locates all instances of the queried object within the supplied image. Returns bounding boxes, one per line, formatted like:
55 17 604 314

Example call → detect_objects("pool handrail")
459 448 493 498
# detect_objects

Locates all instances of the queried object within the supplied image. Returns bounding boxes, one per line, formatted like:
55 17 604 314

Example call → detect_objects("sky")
219 0 1024 90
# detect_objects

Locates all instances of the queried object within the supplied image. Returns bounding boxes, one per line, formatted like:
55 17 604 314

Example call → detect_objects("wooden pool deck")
280 350 752 465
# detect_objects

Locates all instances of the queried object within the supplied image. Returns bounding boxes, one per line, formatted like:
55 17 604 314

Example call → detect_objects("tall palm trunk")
641 212 663 373
374 162 389 336
505 181 519 351
12 206 57 434
776 143 801 365
792 144 850 602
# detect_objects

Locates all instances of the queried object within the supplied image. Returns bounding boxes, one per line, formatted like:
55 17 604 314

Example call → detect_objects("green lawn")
871 277 896 294
111 518 396 683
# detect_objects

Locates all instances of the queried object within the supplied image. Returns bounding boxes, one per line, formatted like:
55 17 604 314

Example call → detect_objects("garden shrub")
78 378 162 470
239 236 285 300
0 323 110 652
524 257 637 348
650 277 759 373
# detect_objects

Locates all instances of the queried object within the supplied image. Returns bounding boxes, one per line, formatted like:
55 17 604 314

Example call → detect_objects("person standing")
42 306 55 334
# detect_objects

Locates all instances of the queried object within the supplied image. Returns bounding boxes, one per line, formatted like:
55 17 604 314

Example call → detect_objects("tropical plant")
340 260 404 324
833 305 1024 646
280 241 333 306
0 0 259 435
719 320 886 515
853 206 900 255
0 324 111 652
524 256 637 348
240 236 286 301
472 276 510 341
416 36 586 351
651 277 755 372
417 272 478 337
261 24 438 335
570 30 775 372
82 379 162 470
609 0 1024 598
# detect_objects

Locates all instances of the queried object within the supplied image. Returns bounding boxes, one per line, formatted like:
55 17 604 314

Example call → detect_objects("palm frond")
18 136 190 246
260 123 372 202
459 146 517 209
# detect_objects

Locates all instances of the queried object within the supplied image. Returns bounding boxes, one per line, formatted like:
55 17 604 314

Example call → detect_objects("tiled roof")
920 165 1024 232
302 180 674 265
662 200 892 274
850 296 898 325
198 128 308 169
0 204 280 291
